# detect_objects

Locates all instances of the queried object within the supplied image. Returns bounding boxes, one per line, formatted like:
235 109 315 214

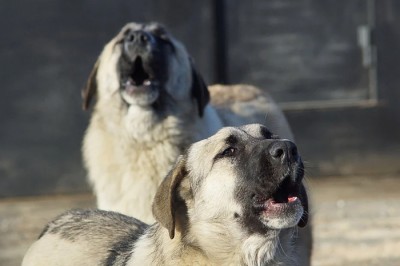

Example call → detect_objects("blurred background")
1 0 400 265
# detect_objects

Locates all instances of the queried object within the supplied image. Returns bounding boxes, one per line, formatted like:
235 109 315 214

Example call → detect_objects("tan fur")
210 84 262 105
23 125 311 266
82 23 294 224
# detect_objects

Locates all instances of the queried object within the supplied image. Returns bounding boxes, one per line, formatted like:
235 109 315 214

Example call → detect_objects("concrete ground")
1 175 400 265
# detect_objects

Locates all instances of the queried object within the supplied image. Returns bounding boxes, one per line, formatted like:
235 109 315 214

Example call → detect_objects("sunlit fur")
23 124 310 266
82 22 294 224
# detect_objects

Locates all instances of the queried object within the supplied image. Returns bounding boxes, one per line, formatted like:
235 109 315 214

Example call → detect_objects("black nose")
125 30 151 46
268 140 298 162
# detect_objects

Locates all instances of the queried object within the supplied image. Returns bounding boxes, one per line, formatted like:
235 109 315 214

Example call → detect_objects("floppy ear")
190 60 210 117
152 156 187 239
297 183 309 228
82 59 99 110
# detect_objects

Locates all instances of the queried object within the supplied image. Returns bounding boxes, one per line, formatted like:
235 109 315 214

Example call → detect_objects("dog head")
153 124 308 240
82 22 209 117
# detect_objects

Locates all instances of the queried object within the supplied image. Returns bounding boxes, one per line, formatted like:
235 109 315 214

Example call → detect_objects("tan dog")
23 124 310 266
82 22 294 224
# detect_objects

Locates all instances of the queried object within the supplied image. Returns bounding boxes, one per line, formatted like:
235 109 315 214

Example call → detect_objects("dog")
81 22 294 224
23 124 310 266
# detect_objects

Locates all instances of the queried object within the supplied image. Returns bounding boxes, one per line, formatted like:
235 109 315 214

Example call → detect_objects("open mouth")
250 174 305 229
120 56 161 106
270 175 299 204
123 57 151 88
253 175 301 215
118 55 161 106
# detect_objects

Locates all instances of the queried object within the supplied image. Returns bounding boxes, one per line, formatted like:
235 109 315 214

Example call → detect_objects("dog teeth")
125 79 133 86
143 80 151 86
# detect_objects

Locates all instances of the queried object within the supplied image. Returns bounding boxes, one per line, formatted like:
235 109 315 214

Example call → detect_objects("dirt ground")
1 175 400 266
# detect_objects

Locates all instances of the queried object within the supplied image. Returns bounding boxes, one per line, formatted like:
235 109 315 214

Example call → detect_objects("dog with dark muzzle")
81 22 296 225
23 124 309 266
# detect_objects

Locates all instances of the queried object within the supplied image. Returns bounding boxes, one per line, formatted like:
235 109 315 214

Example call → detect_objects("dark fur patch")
233 137 304 235
104 229 145 265
38 223 50 239
259 126 274 139
42 209 147 241
225 134 238 146
39 209 148 265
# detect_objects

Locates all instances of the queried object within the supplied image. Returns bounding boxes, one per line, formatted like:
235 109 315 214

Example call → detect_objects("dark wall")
0 0 214 197
223 0 400 177
225 0 371 103
1 0 399 197
285 1 400 177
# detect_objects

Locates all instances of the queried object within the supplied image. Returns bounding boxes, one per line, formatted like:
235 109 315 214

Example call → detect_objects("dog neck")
241 229 298 265
128 223 297 266
127 224 211 265
186 220 297 266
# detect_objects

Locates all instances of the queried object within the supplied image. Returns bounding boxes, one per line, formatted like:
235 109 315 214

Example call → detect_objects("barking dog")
81 22 294 224
23 124 309 266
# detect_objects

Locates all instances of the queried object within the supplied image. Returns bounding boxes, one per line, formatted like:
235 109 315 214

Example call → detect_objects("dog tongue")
270 195 298 205
288 196 297 203
124 79 136 93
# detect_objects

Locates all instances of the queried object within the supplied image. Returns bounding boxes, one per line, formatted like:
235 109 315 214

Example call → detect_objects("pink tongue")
288 196 297 202
125 84 136 94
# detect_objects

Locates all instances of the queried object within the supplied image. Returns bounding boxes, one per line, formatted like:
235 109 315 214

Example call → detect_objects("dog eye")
220 147 237 157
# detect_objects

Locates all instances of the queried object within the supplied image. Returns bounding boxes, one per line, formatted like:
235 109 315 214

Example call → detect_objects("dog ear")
190 59 210 117
297 182 309 228
152 156 187 239
82 59 99 110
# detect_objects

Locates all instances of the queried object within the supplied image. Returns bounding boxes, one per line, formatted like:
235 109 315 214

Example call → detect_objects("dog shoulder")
23 210 148 266
208 84 293 139
209 84 275 106
39 209 147 240
208 84 276 119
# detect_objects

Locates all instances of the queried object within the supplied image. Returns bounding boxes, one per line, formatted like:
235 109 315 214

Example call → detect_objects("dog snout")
125 30 152 46
123 30 155 58
268 140 298 163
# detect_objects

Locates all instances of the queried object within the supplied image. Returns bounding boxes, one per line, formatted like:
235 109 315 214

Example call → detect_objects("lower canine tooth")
144 80 151 86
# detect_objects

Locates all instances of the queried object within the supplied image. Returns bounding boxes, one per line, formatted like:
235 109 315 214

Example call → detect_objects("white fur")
23 234 109 266
23 125 310 266
83 23 294 224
